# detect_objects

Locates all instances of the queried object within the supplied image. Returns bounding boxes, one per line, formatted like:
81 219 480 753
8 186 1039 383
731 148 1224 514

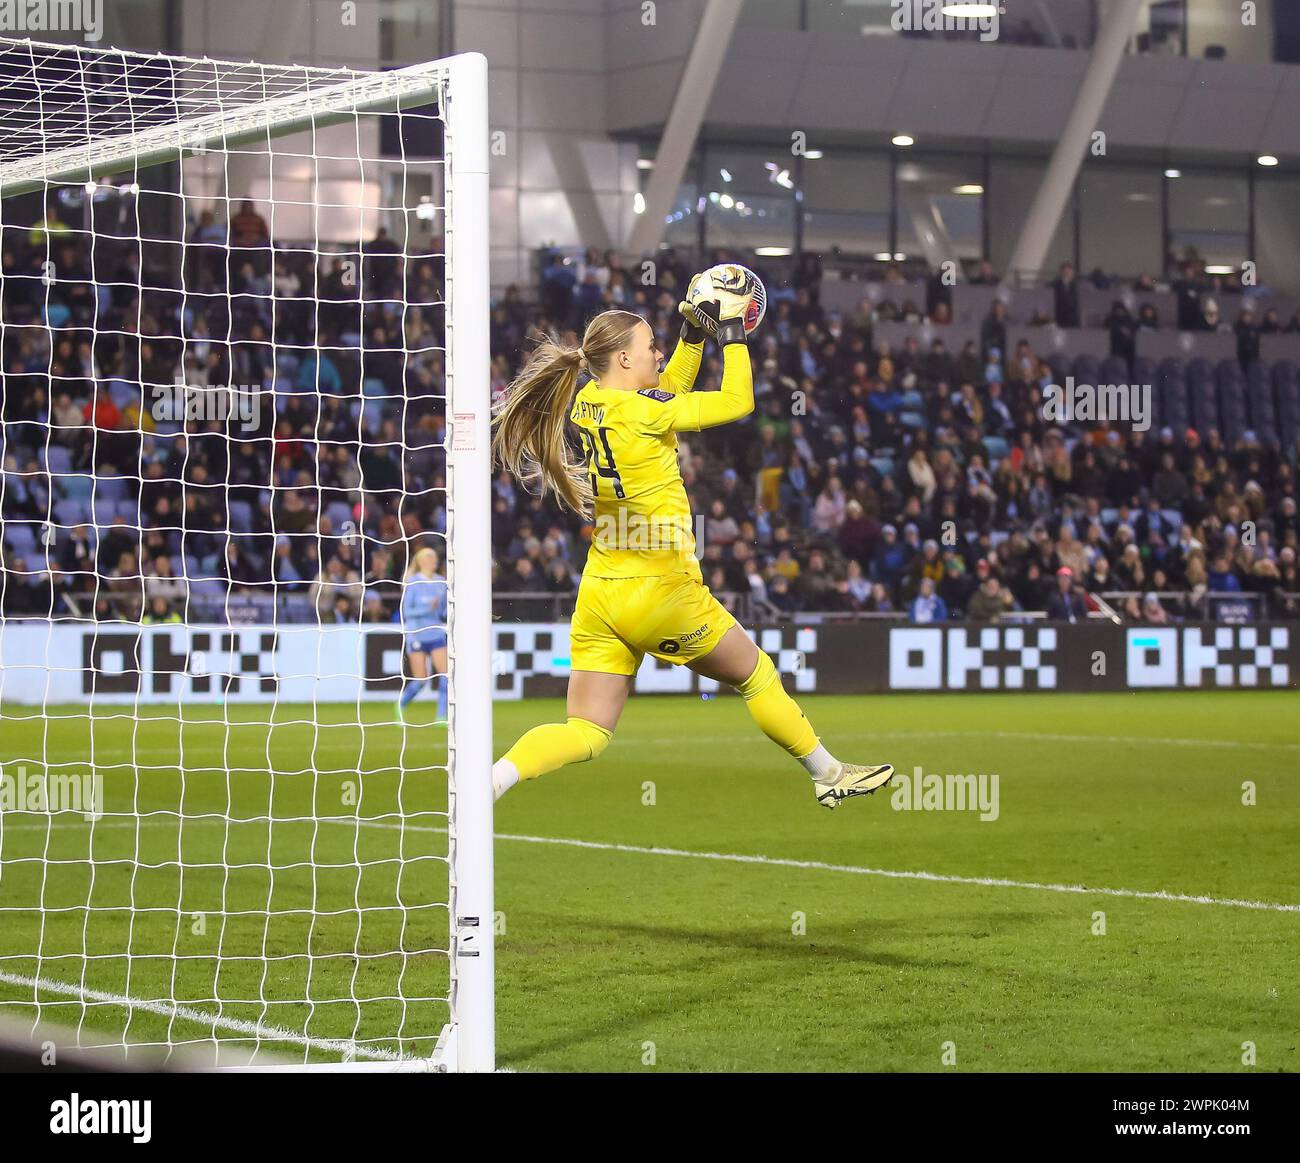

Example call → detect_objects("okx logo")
889 627 1058 690
1127 627 1291 688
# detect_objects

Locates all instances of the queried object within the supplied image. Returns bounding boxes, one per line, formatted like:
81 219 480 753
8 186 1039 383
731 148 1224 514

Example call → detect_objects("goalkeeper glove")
679 268 751 343
678 298 747 345
678 303 708 344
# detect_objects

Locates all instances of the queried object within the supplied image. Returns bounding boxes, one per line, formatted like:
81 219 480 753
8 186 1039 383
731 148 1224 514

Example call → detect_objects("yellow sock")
737 651 819 759
502 716 612 781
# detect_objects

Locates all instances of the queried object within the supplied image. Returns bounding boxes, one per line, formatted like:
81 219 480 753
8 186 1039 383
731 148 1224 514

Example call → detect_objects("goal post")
442 50 495 1076
0 39 494 1071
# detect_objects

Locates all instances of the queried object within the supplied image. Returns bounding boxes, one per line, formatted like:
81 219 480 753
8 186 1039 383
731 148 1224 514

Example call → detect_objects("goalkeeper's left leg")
703 627 895 809
492 717 612 799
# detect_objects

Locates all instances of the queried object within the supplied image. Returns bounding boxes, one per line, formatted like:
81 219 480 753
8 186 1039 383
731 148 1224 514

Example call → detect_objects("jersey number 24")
579 427 625 499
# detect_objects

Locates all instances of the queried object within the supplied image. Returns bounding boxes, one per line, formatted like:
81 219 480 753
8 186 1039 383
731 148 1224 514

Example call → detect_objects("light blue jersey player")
397 546 449 724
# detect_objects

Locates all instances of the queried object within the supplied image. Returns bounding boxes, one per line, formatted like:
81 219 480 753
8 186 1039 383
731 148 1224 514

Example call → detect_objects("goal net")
0 39 493 1071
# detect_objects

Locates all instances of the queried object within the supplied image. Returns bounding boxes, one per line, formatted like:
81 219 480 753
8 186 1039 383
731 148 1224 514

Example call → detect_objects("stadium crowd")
1 195 1298 626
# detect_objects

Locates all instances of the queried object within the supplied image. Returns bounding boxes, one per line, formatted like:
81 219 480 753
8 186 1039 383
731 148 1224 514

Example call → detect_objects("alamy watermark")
0 0 103 42
892 0 1000 42
50 1094 151 1143
891 767 1000 821
1042 376 1152 433
149 382 262 430
0 765 102 821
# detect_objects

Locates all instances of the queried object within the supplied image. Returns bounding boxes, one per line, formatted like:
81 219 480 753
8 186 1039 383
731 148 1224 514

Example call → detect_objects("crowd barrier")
0 621 1293 703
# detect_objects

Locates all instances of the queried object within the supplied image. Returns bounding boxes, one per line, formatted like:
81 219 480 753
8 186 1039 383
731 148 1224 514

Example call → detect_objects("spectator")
870 525 908 589
1142 592 1170 625
967 575 1008 622
981 299 1008 362
908 576 948 623
1051 261 1080 327
229 200 269 247
1046 567 1088 622
1207 554 1242 593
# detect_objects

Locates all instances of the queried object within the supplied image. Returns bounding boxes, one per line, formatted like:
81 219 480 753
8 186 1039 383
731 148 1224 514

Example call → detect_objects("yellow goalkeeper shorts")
569 570 738 676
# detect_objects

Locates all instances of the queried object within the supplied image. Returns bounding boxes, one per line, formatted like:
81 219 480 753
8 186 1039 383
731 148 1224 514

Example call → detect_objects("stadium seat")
42 302 70 328
1215 358 1240 385
1276 376 1300 446
108 379 139 410
3 522 38 558
90 496 119 525
42 445 73 475
1216 374 1247 443
985 435 1009 463
59 475 94 500
1156 373 1189 432
1099 356 1128 385
95 475 129 501
1072 355 1100 385
1190 381 1219 435
228 500 256 532
1247 372 1277 437
54 498 88 526
113 499 142 525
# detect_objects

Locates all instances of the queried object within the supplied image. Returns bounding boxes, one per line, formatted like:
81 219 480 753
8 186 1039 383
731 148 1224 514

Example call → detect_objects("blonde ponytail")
491 309 644 517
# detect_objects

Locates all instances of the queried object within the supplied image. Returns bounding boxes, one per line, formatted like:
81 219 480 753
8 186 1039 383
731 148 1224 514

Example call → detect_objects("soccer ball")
687 263 767 336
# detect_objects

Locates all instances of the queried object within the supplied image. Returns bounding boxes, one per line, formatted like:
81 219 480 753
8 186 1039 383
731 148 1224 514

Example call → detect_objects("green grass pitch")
0 690 1296 1072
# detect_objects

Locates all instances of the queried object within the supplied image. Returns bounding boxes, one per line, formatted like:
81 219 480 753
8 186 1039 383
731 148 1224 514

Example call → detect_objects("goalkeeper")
489 278 895 808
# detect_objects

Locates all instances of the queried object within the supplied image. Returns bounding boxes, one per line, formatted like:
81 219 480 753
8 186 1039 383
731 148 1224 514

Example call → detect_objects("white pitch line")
335 818 1300 915
5 815 1297 915
0 970 406 1062
481 830 1300 914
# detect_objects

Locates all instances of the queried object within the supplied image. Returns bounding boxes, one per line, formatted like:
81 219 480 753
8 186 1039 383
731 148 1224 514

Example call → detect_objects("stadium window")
703 145 797 259
377 1 449 158
893 153 984 265
1168 169 1250 271
1078 165 1163 279
740 0 803 30
1252 174 1300 291
988 156 1075 278
806 0 896 36
379 0 446 62
656 145 700 250
799 152 891 260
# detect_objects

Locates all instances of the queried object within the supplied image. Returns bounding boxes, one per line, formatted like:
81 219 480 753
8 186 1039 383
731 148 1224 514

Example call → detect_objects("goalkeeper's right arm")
668 319 752 432
659 326 704 395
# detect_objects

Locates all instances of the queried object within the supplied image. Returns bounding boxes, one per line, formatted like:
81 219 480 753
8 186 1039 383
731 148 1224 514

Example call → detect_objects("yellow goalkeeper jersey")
569 337 753 579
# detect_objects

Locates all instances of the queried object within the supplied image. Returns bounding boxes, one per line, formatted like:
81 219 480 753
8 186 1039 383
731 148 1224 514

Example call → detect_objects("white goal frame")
0 44 495 1073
